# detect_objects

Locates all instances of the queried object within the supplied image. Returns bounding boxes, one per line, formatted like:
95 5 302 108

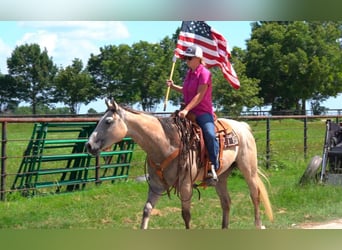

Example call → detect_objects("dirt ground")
296 219 342 229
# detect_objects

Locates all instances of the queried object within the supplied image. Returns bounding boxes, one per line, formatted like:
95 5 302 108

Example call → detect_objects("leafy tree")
212 47 263 116
87 44 137 105
245 21 342 114
7 43 57 114
0 73 20 113
87 108 98 114
13 104 71 115
53 58 95 114
88 38 179 111
129 40 175 111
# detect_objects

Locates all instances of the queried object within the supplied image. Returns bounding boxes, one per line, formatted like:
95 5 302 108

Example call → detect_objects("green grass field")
1 118 342 229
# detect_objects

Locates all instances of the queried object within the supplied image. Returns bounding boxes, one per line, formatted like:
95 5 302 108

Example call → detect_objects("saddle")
186 113 239 177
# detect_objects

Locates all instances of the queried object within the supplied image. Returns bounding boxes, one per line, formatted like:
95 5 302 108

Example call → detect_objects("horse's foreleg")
140 188 162 229
180 185 193 229
215 171 231 229
181 200 191 229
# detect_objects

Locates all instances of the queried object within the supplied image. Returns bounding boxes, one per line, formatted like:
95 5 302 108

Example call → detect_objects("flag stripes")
175 21 240 89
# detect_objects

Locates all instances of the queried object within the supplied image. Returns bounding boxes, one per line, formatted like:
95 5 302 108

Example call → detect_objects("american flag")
175 21 240 90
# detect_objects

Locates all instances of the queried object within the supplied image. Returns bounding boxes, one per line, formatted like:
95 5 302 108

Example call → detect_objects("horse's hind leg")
141 188 162 229
240 169 263 228
215 169 231 229
249 177 262 228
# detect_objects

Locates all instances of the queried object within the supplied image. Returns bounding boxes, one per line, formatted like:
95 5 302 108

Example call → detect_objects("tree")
13 104 71 115
87 108 98 114
245 21 342 114
87 44 137 105
0 73 20 113
53 58 95 114
129 40 174 111
212 47 263 116
87 38 179 111
7 43 57 114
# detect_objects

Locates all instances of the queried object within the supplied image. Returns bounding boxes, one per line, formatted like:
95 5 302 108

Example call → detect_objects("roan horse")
86 99 273 229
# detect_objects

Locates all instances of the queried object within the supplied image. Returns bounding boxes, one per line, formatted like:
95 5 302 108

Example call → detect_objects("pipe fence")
1 114 341 201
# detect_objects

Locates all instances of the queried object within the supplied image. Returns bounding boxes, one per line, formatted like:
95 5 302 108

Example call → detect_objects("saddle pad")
215 119 239 148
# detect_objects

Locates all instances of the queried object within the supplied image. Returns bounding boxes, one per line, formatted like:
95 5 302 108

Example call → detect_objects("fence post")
1 122 7 201
303 117 308 159
95 155 101 185
266 118 270 169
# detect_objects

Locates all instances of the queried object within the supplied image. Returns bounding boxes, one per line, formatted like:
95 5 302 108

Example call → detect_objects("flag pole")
163 55 177 111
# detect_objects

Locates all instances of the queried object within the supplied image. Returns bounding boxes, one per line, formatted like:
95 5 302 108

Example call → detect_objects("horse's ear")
105 98 119 111
105 99 112 109
112 99 119 111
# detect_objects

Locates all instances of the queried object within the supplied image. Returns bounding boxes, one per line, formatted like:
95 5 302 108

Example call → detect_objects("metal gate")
11 122 135 196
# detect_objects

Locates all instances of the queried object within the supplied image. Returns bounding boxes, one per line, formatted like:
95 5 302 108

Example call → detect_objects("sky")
0 21 252 73
0 21 341 113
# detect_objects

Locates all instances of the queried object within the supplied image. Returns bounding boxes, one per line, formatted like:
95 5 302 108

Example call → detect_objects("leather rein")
145 115 199 199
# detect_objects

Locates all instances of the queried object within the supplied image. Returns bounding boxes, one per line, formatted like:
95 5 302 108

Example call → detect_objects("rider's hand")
178 109 188 119
166 80 174 87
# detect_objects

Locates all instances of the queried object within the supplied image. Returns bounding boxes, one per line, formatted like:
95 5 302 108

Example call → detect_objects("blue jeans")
196 113 219 170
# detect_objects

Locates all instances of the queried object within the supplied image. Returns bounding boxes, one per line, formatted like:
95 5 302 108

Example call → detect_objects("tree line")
1 21 341 115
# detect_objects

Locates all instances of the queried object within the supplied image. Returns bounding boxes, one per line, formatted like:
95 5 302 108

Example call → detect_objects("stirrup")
205 177 218 186
206 165 218 186
210 165 218 180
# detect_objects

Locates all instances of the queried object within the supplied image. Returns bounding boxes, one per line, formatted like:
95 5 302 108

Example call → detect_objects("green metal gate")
11 122 135 196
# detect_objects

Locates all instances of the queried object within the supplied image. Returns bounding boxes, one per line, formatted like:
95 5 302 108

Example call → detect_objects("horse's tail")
257 169 274 222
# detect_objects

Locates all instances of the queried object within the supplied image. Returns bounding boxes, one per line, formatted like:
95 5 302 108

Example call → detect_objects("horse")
86 99 273 229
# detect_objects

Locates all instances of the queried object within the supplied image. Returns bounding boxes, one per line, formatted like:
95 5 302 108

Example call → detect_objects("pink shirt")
182 64 213 116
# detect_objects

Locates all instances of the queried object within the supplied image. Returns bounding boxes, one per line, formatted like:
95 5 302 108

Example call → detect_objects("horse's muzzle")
86 142 99 156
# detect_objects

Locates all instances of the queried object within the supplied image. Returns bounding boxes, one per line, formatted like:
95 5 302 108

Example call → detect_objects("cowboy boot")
206 164 218 186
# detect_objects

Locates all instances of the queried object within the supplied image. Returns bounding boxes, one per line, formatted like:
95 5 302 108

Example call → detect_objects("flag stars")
186 21 211 39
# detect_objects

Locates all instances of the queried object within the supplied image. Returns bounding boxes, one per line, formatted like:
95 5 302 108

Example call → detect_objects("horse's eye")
105 117 114 124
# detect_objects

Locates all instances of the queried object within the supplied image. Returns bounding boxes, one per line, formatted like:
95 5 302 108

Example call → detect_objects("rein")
147 148 180 198
145 113 201 201
147 149 180 178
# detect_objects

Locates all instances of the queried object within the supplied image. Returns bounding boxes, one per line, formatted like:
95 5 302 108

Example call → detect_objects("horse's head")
86 99 128 156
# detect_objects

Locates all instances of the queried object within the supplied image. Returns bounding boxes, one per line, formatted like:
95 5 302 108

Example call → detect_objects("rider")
166 45 219 184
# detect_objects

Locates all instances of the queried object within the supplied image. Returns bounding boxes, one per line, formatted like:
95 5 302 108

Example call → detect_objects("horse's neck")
124 111 175 161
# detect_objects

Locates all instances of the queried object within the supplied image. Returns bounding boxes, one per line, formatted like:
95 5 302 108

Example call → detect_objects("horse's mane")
120 105 148 115
158 111 193 140
160 112 199 167
119 105 196 159
158 116 176 132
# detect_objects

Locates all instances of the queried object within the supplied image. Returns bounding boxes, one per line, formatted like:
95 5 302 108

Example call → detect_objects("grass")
1 118 342 229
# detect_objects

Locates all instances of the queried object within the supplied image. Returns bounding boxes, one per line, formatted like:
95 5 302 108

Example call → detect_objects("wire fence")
1 114 341 201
